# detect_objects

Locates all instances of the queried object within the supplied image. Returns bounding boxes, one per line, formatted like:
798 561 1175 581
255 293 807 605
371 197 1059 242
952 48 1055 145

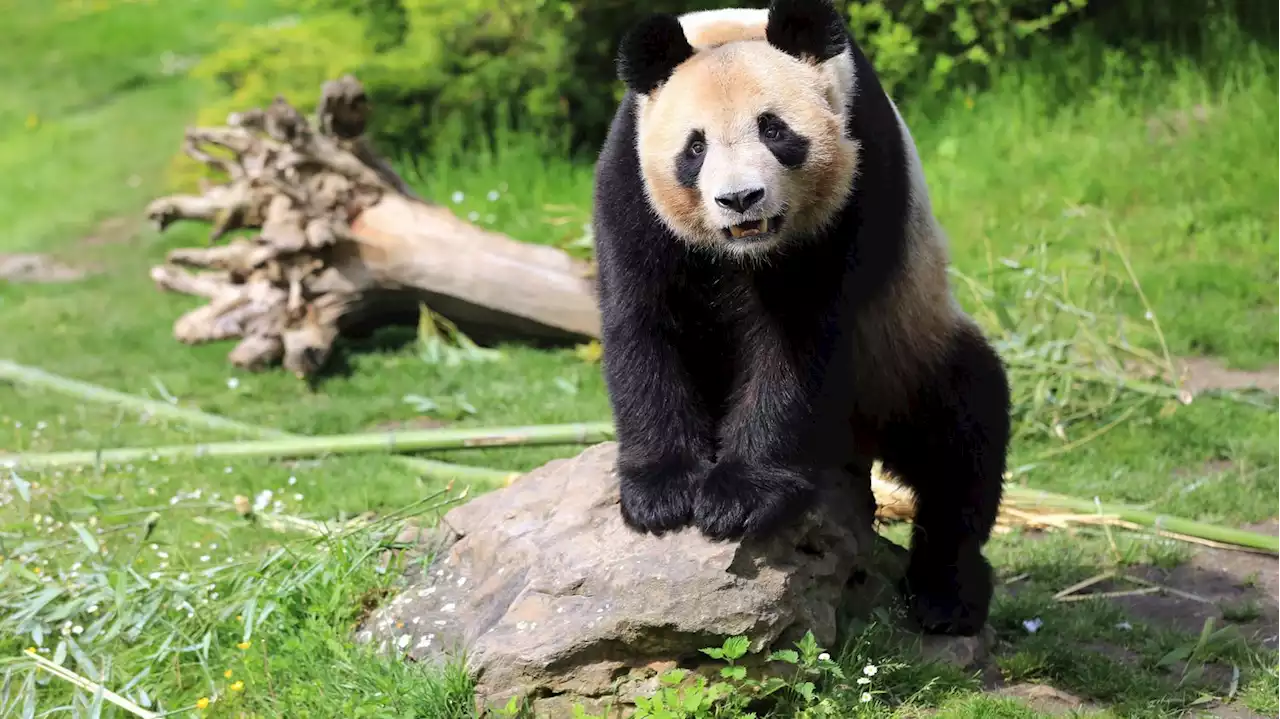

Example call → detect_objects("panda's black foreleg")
694 307 854 542
878 326 1010 636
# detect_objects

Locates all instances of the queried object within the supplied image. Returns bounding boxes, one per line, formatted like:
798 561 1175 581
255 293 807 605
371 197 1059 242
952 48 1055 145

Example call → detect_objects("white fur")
885 96 933 220
677 7 857 120
677 8 768 46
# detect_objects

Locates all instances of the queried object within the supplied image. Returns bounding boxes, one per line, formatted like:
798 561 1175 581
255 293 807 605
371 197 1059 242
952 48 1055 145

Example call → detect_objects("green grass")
0 1 1277 717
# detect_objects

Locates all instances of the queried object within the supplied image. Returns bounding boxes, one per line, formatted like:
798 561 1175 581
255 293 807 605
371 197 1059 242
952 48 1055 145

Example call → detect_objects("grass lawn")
0 1 1276 717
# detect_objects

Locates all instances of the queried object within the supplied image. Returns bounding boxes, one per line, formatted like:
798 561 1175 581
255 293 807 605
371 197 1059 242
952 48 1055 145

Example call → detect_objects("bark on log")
144 75 601 378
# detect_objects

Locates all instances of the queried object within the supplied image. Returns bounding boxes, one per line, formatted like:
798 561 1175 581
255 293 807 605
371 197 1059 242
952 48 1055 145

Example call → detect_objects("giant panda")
590 0 1011 636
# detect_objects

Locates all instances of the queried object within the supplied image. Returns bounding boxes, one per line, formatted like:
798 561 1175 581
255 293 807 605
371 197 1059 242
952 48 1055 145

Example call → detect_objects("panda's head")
618 0 859 259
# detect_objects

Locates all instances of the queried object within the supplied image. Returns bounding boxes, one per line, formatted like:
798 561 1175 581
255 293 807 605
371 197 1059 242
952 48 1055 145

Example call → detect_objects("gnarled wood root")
145 75 601 378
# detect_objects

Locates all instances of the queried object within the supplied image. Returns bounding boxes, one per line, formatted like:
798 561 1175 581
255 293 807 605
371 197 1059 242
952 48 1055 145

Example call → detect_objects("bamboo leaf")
9 471 30 503
69 522 100 556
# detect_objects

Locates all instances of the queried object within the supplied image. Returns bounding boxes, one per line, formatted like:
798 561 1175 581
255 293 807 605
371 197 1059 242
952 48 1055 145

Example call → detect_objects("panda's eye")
688 139 706 156
758 113 785 141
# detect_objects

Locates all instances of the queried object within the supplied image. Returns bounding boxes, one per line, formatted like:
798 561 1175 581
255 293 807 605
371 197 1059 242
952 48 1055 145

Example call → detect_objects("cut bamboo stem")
22 649 158 719
0 359 517 485
0 359 265 438
8 423 615 470
7 360 1275 554
1002 488 1280 554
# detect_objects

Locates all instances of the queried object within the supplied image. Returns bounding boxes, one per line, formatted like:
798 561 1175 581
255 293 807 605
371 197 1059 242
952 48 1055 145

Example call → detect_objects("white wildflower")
451 191 464 204
860 693 872 703
487 190 499 201
857 677 870 685
252 490 273 513
226 377 240 389
818 652 830 661
862 664 877 676
1022 617 1043 633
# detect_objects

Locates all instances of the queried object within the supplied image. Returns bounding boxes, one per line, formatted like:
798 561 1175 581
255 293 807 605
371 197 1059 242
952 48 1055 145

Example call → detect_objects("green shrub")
183 0 1100 168
846 0 1089 96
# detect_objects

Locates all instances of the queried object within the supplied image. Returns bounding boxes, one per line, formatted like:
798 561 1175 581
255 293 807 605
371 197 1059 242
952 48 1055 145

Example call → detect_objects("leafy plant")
567 632 893 719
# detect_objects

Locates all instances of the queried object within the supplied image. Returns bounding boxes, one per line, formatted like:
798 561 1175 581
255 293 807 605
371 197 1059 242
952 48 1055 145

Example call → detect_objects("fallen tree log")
145 75 601 378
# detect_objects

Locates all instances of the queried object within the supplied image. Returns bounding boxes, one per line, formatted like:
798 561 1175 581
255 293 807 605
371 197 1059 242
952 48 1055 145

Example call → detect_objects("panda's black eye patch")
675 130 707 188
758 113 809 169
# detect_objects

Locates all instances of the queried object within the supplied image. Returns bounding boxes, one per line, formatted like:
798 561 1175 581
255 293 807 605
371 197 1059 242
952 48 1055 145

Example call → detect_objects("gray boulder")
357 442 974 717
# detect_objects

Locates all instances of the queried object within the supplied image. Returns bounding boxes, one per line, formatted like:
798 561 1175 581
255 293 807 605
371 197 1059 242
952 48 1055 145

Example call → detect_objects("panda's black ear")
616 14 695 95
766 0 848 63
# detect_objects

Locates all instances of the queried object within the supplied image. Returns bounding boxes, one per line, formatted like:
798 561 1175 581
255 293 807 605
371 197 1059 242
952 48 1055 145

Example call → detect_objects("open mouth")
723 215 784 241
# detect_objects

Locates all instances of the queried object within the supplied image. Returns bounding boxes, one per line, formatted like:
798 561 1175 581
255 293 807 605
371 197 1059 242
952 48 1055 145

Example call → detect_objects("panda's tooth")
760 217 770 232
729 225 744 239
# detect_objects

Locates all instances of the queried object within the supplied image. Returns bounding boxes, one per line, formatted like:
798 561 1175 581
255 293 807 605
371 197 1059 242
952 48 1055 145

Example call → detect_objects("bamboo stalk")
9 360 1275 555
22 648 158 718
7 423 615 470
1002 488 1279 554
873 465 1279 555
0 360 266 437
0 359 517 485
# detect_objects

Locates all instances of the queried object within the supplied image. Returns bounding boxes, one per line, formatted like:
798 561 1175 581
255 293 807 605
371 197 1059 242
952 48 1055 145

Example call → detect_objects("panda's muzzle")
724 214 785 241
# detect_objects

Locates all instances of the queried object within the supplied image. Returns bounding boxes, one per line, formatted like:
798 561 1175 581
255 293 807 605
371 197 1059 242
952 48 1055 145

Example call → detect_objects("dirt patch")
1185 702 1271 719
1146 104 1215 144
991 683 1100 716
1102 521 1278 648
1125 356 1278 397
1179 357 1279 396
1172 458 1238 479
78 216 140 247
0 253 87 283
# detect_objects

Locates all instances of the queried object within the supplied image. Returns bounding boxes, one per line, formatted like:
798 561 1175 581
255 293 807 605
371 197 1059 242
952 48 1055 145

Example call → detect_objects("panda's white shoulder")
884 96 937 221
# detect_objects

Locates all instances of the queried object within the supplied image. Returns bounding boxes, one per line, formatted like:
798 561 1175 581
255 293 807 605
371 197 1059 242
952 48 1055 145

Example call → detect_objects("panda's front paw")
693 459 815 541
901 548 993 636
617 454 710 536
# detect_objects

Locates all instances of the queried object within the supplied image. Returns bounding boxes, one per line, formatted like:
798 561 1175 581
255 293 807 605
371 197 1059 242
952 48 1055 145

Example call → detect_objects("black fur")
758 112 810 168
617 13 696 95
675 131 707 188
593 2 1009 636
765 0 848 63
879 324 1010 634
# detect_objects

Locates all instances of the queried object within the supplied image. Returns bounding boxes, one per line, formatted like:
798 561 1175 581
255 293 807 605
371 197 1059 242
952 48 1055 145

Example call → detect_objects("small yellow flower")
196 697 210 710
230 680 244 692
237 641 251 650
224 669 233 679
25 114 38 130
25 647 35 654
964 96 975 110
31 567 40 575
236 615 243 622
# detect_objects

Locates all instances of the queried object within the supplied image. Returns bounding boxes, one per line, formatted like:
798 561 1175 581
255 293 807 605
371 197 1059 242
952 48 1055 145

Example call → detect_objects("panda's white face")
632 19 859 261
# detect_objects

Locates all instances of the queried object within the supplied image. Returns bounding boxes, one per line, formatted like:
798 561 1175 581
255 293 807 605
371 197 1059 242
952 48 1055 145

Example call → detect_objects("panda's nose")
715 188 765 213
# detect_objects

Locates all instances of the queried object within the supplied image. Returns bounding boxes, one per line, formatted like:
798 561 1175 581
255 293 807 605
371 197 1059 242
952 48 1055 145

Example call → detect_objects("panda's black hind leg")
878 325 1010 636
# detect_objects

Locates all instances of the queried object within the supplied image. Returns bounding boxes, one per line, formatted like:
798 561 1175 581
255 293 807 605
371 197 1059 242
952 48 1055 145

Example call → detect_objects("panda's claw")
692 459 815 540
617 455 710 535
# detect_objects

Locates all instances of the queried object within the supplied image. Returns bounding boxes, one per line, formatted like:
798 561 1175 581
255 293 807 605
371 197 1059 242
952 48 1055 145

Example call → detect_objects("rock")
919 624 994 670
0 253 86 283
360 442 939 716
